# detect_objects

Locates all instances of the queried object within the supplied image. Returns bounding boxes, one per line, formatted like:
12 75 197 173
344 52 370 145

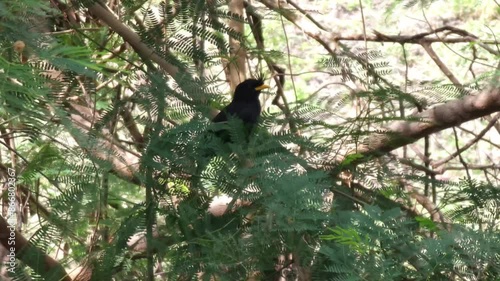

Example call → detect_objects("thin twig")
457 125 500 149
286 0 328 31
420 41 462 88
433 113 500 168
452 127 472 181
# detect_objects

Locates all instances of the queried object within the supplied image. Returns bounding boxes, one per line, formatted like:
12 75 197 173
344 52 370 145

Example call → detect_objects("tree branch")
0 215 71 281
67 103 141 184
84 2 179 77
420 41 462 87
227 0 247 90
355 86 500 157
337 27 497 48
432 113 500 168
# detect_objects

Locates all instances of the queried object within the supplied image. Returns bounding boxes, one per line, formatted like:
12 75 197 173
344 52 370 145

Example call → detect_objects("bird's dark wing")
235 102 261 125
212 101 260 125
211 101 260 143
212 109 228 123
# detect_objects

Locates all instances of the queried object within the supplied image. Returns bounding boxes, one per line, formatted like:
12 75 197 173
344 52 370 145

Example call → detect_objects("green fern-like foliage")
319 204 500 280
1 1 498 281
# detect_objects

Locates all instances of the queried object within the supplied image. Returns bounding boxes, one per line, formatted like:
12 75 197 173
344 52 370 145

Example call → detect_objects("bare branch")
0 215 72 281
421 42 462 87
355 87 500 157
120 106 145 151
403 181 449 225
67 103 141 184
338 27 497 47
227 0 247 90
84 2 179 77
258 0 337 55
432 113 500 168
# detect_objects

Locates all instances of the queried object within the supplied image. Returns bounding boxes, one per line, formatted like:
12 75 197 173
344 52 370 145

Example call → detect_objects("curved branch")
0 215 71 281
355 87 500 157
433 113 500 168
67 103 141 185
84 2 179 77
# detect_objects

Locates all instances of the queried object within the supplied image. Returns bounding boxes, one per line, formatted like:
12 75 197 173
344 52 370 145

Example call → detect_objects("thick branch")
356 87 500 156
227 0 247 90
84 2 179 77
67 103 141 184
404 182 448 224
120 107 145 151
0 215 71 281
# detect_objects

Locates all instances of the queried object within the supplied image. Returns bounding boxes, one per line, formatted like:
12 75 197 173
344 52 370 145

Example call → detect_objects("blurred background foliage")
0 0 498 280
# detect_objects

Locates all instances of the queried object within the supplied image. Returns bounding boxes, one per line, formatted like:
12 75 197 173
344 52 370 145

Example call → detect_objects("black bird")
211 78 269 142
213 78 269 125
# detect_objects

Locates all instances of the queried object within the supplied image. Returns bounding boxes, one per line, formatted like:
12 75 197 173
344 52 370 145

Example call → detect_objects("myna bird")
212 78 269 143
213 78 269 125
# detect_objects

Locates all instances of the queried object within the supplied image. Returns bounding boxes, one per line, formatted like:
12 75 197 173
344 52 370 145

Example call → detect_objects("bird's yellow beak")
255 84 270 91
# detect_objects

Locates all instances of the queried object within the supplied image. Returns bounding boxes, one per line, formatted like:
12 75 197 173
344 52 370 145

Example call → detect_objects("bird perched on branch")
212 78 269 142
